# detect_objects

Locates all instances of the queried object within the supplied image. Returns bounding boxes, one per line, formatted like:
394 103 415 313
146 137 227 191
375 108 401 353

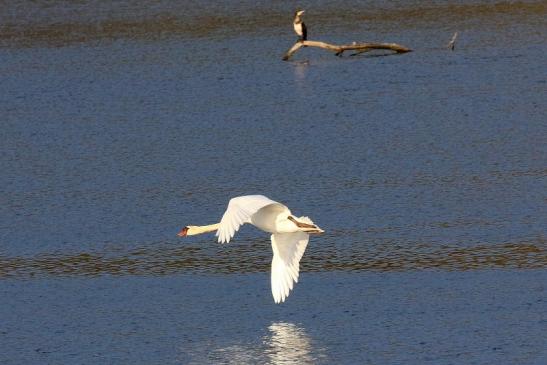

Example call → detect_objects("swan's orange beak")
177 227 189 237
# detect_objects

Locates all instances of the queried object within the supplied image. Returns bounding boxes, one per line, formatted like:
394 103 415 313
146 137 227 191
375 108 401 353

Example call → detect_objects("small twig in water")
447 32 458 51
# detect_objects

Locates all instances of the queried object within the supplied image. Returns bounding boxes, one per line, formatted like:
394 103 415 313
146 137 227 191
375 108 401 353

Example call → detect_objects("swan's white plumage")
271 231 309 303
216 195 281 244
185 195 321 303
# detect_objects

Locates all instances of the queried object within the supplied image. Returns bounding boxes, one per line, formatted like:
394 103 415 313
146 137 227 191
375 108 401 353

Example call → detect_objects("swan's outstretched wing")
271 231 309 303
216 195 279 244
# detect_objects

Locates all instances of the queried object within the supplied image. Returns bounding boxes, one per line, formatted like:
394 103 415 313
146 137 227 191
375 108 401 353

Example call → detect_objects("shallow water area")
1 0 546 364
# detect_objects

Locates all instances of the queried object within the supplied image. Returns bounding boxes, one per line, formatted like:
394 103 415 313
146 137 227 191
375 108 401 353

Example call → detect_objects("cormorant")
293 10 307 41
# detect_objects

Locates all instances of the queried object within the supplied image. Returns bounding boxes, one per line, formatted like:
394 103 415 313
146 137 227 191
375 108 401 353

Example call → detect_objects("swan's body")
178 195 323 303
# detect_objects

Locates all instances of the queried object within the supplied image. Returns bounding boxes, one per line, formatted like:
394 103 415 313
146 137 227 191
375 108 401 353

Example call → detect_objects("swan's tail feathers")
297 216 314 224
293 216 324 234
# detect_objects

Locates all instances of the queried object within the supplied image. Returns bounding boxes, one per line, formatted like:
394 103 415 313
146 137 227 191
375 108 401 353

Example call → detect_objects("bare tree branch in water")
282 40 412 61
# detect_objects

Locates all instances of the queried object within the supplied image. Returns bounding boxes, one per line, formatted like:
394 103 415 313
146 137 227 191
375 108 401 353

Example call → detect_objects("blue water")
2 272 546 364
1 0 546 363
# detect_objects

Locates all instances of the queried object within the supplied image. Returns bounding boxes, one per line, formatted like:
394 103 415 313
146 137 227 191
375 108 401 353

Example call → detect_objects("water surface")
1 0 546 363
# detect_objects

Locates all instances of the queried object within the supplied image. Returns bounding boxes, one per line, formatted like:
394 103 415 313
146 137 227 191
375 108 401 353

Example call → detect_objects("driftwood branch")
283 40 412 61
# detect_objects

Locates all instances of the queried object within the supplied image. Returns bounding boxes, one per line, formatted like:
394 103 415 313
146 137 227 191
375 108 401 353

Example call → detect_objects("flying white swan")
178 195 324 303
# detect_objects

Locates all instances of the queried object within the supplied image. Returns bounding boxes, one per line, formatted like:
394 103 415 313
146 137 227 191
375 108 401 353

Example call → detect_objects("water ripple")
1 237 545 279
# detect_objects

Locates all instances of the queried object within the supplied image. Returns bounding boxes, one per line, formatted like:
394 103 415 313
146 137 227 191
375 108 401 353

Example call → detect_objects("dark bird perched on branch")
293 10 307 41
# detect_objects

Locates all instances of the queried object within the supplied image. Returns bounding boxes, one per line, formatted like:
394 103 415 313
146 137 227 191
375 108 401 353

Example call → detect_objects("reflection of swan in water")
266 322 315 365
180 322 321 364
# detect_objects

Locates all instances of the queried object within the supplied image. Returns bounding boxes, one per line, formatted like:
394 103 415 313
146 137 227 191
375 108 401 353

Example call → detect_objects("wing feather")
216 195 279 244
271 232 309 303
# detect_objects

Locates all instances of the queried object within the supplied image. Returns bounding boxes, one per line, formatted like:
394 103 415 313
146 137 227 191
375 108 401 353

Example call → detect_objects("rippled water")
1 0 546 364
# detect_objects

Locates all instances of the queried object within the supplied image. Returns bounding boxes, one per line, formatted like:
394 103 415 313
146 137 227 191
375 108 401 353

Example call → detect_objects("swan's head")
178 226 204 236
177 226 190 237
178 226 208 236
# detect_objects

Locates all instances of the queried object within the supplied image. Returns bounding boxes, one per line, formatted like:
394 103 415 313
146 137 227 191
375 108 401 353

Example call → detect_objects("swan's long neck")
184 223 220 236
